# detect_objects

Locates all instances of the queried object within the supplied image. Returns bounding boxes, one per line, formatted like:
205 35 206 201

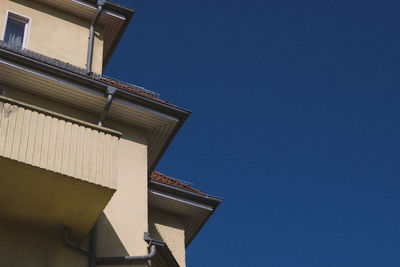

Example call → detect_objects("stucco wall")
1 87 150 265
98 120 150 259
0 0 154 266
0 0 104 73
0 220 89 267
149 208 186 267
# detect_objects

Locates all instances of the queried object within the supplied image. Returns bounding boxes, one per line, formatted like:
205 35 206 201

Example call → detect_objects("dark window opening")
3 13 29 47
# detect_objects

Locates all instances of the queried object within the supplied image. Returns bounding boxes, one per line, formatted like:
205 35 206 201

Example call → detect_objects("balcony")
0 96 120 239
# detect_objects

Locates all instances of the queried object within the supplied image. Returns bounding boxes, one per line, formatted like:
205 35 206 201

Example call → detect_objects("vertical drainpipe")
87 0 106 74
92 86 117 267
98 86 117 127
89 221 98 267
88 3 107 264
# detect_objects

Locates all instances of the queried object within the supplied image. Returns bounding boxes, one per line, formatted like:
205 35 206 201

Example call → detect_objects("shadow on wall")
148 217 169 267
148 208 186 267
93 213 149 267
96 212 129 257
149 209 185 239
0 220 89 267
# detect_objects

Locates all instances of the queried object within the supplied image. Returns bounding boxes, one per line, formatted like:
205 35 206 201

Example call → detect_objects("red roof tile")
150 171 204 195
0 41 181 108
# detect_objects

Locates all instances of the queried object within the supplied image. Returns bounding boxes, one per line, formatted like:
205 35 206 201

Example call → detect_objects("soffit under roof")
0 58 178 172
148 187 216 247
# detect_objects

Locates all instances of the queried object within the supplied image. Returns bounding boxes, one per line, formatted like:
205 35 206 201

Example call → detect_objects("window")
2 12 30 48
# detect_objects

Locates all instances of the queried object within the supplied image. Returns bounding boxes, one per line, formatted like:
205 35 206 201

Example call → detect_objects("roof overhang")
148 180 222 247
0 46 190 173
30 0 134 68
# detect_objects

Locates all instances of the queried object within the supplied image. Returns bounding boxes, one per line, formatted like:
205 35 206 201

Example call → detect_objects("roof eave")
148 179 222 209
74 0 136 68
0 46 190 174
0 46 190 119
30 0 135 69
148 179 222 247
102 1 135 68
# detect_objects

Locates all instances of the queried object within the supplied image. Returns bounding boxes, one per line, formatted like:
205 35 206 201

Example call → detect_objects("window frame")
2 10 31 48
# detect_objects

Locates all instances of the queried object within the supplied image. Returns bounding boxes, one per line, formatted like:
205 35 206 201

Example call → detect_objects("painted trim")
149 179 223 207
0 58 180 125
0 46 191 116
114 96 180 123
149 188 213 211
0 58 104 98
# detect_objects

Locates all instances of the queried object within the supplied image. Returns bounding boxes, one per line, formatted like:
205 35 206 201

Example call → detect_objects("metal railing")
101 75 160 98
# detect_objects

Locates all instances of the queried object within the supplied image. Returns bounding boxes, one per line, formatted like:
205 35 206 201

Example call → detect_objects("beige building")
0 0 222 266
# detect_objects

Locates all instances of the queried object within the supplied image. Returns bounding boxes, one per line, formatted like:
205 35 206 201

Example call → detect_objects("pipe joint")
97 0 107 6
98 86 117 126
106 85 117 96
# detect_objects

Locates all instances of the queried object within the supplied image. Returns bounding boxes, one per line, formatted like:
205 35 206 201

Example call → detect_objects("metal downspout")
95 245 157 265
65 226 157 266
98 86 117 127
89 228 157 266
89 222 98 267
87 0 106 73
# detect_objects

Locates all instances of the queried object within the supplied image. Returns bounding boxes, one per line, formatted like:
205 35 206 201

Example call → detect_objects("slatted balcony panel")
0 96 121 239
0 97 119 189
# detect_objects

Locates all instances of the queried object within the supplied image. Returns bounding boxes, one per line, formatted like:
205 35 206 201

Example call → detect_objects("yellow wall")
0 0 104 73
0 0 186 258
1 87 151 266
0 220 89 267
99 120 150 260
149 209 186 267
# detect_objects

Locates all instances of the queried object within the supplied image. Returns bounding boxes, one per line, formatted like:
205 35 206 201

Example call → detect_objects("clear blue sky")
106 1 400 266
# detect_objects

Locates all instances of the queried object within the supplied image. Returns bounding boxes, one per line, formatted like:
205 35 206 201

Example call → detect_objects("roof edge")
148 179 222 209
0 43 190 173
148 179 222 247
102 0 135 68
0 45 191 118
